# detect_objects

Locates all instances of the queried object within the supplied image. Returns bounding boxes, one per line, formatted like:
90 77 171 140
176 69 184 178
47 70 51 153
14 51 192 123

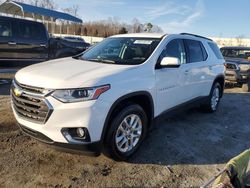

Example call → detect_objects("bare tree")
29 0 38 6
72 5 79 17
145 23 153 32
119 27 128 34
1 0 56 8
62 5 79 17
236 35 245 46
83 27 88 36
28 0 57 10
131 18 140 33
41 0 56 9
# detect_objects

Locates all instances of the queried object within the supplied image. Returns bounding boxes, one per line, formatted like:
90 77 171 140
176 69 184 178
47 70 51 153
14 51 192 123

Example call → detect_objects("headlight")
52 85 110 103
224 63 239 70
239 64 250 71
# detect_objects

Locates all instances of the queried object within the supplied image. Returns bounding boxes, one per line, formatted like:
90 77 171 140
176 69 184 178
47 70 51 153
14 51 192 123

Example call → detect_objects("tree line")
67 18 163 37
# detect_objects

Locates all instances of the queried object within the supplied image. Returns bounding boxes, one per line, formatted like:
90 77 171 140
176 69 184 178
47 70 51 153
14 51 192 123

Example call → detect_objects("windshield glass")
221 49 250 59
80 37 161 65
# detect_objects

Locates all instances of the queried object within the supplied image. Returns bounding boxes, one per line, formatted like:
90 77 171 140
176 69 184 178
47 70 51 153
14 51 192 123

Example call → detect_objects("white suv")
11 33 225 160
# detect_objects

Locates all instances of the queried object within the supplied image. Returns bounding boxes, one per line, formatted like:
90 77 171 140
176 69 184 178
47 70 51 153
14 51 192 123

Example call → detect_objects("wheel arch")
213 74 225 97
100 91 154 143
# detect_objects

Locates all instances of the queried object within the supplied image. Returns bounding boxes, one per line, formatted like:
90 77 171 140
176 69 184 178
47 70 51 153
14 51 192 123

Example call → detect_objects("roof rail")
180 33 213 41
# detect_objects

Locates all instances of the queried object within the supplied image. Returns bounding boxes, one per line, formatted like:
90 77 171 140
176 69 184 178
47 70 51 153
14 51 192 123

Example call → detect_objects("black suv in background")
0 16 90 64
221 46 250 92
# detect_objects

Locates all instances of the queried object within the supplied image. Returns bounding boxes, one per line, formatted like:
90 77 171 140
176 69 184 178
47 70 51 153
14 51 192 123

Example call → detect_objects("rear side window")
0 20 12 37
185 39 207 63
208 42 224 59
19 22 45 40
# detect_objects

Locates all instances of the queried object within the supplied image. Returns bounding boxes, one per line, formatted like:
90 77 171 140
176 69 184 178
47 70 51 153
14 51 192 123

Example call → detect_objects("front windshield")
221 49 250 60
80 37 161 65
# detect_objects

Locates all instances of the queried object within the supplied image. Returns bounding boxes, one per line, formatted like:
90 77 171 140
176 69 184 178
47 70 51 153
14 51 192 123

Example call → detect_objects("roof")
110 33 213 42
0 0 82 23
221 46 250 50
180 33 213 41
110 33 166 38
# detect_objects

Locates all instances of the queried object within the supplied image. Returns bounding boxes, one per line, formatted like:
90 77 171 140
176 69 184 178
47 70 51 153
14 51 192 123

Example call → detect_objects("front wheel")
242 82 250 92
201 82 222 113
104 104 148 161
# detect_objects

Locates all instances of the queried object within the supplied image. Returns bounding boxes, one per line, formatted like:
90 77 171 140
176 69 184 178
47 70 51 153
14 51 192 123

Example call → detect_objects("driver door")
155 39 189 115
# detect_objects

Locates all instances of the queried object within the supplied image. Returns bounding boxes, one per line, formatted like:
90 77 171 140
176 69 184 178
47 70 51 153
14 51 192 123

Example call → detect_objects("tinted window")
209 42 224 59
185 39 206 63
0 20 11 37
158 39 186 64
201 43 208 60
19 22 45 40
220 48 249 59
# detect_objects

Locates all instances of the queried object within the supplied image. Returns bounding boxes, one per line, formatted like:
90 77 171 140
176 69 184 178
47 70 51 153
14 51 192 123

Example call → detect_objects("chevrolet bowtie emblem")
14 87 22 97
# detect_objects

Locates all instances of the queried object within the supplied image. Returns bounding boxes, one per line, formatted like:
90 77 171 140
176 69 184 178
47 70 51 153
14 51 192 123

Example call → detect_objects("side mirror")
160 57 181 67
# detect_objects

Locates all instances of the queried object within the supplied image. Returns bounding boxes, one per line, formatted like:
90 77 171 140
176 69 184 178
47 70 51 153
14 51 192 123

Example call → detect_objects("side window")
0 20 12 37
19 22 44 40
208 42 224 59
158 39 186 65
201 43 208 60
185 39 207 63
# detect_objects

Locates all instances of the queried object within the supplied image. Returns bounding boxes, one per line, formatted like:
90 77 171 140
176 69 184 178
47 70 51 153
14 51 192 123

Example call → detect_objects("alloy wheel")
211 87 220 110
115 114 142 153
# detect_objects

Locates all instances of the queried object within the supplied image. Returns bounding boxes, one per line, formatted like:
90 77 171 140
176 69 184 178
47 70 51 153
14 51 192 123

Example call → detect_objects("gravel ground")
0 73 250 188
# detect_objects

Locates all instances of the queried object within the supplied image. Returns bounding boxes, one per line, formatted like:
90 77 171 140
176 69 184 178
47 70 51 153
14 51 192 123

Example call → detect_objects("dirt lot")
1 73 250 188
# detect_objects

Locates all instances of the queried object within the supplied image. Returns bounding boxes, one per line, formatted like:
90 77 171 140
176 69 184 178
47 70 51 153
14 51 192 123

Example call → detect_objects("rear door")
183 39 212 98
17 21 49 60
0 18 18 60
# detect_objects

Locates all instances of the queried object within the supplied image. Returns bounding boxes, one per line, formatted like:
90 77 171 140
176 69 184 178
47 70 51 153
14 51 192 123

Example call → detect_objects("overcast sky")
2 0 249 37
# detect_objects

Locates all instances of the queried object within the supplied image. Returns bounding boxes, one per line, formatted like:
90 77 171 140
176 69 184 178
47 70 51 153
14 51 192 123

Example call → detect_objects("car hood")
15 57 134 89
225 57 250 64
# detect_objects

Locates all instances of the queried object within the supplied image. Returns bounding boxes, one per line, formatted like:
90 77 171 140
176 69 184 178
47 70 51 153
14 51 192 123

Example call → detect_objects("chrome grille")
16 82 44 94
11 81 53 124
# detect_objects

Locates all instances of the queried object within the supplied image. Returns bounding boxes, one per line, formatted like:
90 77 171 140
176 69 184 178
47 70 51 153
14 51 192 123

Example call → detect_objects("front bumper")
12 95 111 142
225 69 250 83
11 91 112 154
19 123 101 155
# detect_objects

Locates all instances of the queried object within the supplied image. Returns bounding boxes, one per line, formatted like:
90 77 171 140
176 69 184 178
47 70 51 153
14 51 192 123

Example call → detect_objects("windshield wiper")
87 58 116 64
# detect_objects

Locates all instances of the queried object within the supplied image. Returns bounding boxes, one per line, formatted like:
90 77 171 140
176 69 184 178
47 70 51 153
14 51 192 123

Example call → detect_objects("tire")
201 82 222 113
104 104 148 161
242 82 250 92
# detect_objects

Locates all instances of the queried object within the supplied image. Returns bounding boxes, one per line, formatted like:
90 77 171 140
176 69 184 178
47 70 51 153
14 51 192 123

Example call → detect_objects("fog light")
76 128 86 138
61 127 91 142
242 76 247 79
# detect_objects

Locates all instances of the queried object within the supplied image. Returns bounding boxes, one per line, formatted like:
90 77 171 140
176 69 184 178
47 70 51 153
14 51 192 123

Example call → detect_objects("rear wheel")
104 104 148 161
201 82 222 113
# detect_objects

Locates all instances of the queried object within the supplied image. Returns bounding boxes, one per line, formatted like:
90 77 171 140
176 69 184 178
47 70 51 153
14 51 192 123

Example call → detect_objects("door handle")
8 42 17 45
184 70 189 74
40 44 47 47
